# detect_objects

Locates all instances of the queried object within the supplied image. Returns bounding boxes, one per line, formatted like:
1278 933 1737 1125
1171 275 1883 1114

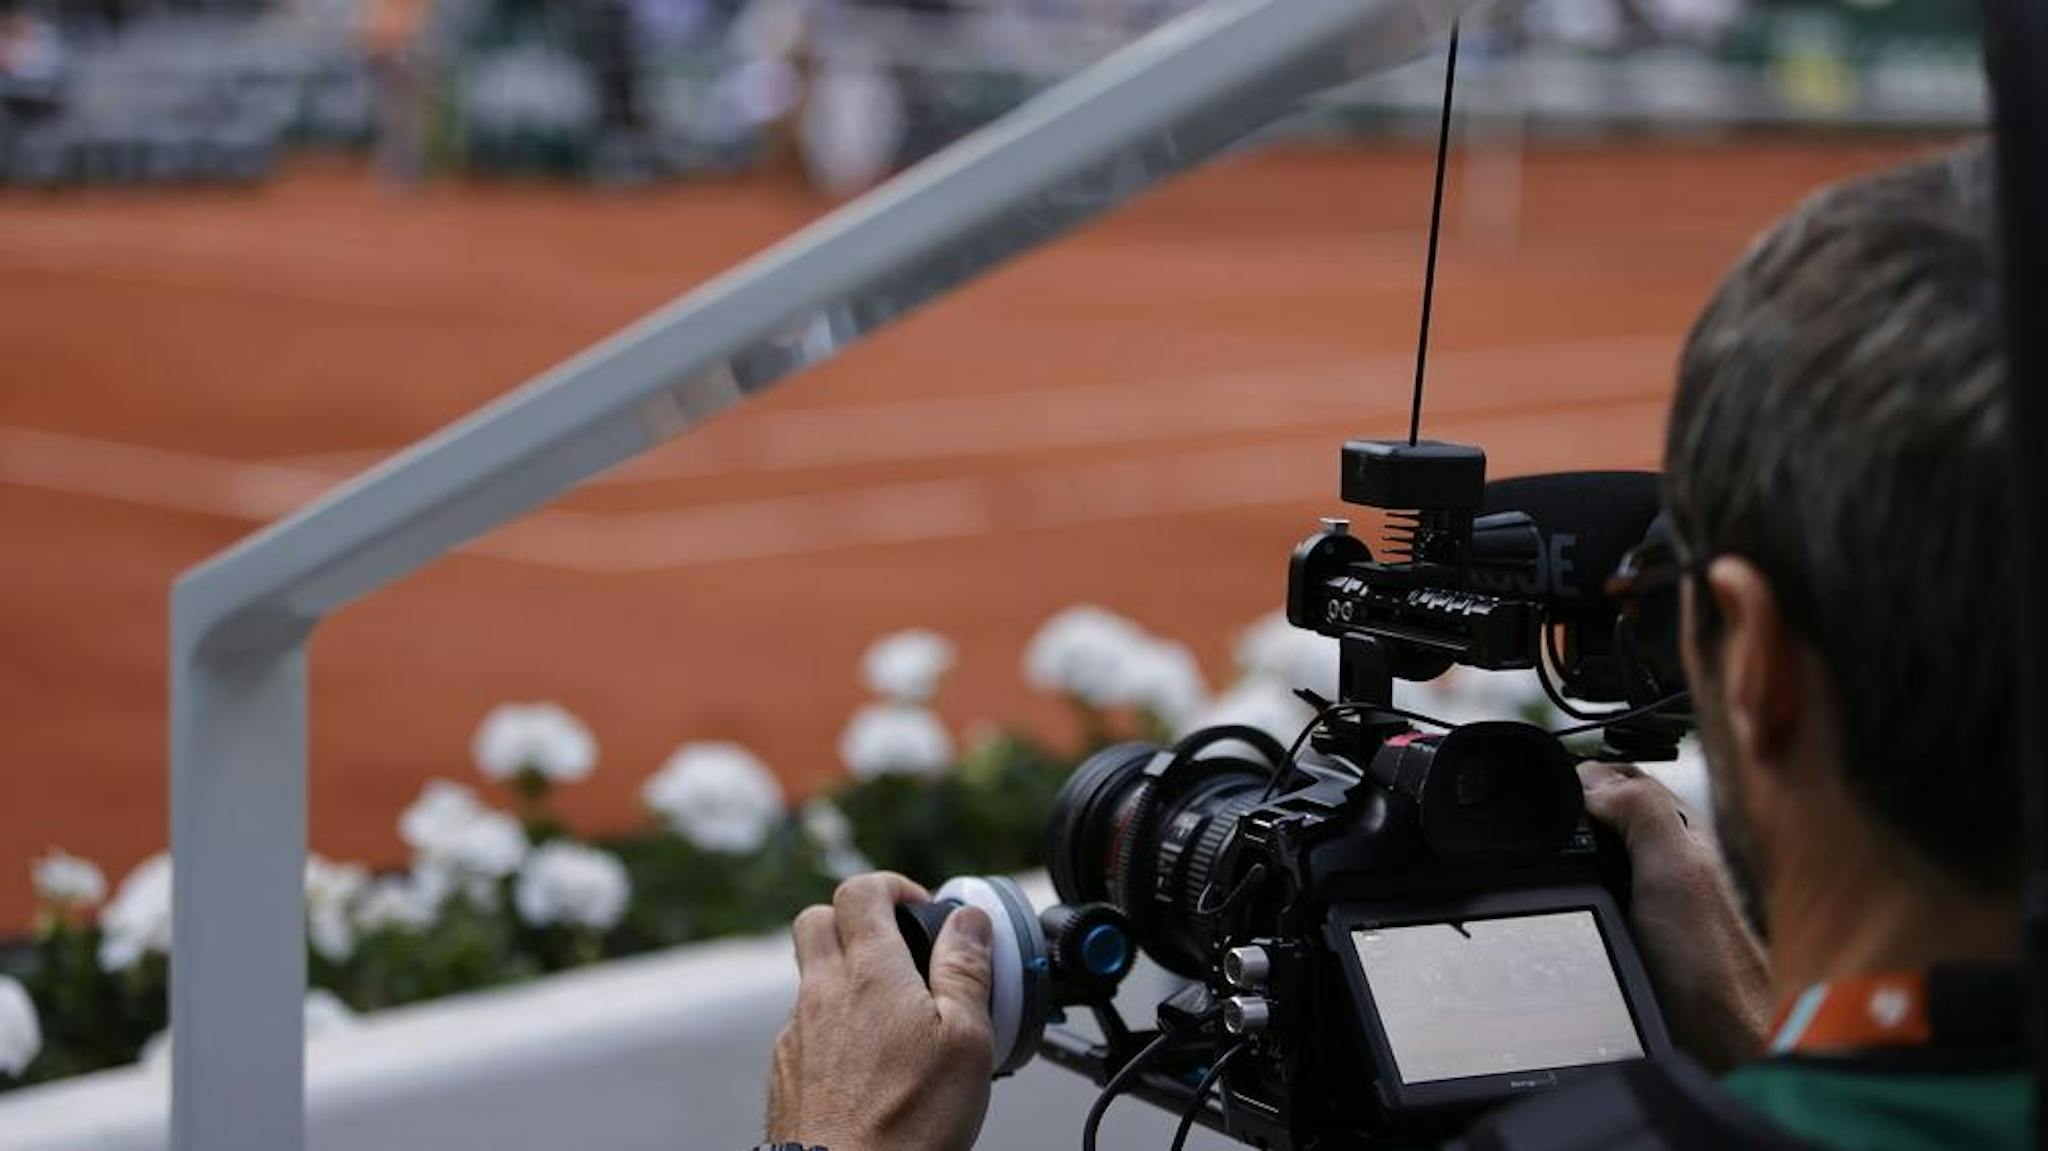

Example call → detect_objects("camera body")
1038 726 1667 1148
904 439 1685 1149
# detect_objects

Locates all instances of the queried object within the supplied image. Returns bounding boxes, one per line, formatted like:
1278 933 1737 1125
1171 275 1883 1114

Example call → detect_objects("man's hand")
766 872 995 1151
1578 762 1772 1072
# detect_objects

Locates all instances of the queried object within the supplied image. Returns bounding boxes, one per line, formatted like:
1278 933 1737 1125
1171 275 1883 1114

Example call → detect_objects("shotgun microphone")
1471 471 1663 620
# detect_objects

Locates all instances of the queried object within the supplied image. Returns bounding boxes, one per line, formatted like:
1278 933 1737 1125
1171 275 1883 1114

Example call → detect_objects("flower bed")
0 606 1704 1090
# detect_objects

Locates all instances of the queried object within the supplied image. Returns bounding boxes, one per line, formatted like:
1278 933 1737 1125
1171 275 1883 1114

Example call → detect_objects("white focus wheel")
932 876 1050 1076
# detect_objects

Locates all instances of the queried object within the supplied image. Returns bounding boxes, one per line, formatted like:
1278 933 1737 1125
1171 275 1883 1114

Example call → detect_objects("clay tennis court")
0 139 1944 925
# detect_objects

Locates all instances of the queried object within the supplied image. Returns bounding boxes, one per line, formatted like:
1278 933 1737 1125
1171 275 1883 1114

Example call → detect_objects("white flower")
98 854 172 973
1234 612 1340 701
33 849 106 908
354 871 445 934
1024 606 1150 705
477 700 598 778
399 781 529 880
412 858 508 912
1024 607 1210 722
1120 639 1210 730
0 975 40 1077
471 702 597 784
839 702 955 780
800 799 872 880
142 991 358 1071
514 842 631 931
400 780 487 856
408 861 465 911
443 811 529 880
643 742 787 854
305 856 368 963
861 629 956 702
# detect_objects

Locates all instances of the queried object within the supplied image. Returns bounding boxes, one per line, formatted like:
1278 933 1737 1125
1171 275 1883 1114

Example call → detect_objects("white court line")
267 334 1679 482
0 399 1665 575
0 335 1676 574
0 429 335 521
479 394 1666 572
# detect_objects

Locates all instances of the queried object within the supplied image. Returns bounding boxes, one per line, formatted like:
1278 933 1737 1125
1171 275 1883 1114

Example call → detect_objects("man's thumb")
1577 761 1684 847
929 905 994 1028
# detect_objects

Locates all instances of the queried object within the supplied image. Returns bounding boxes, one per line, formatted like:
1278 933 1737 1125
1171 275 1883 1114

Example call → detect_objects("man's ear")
1701 556 1803 781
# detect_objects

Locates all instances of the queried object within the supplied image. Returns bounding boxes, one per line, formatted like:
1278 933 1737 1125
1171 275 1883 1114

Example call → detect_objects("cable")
1540 626 1699 732
1407 19 1461 446
1195 862 1268 917
1080 1029 1182 1151
1168 1041 1251 1151
1260 697 1457 801
1549 690 1691 738
1535 634 1623 723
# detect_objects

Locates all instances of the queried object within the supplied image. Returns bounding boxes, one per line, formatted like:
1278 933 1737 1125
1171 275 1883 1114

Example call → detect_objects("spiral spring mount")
1339 439 1487 580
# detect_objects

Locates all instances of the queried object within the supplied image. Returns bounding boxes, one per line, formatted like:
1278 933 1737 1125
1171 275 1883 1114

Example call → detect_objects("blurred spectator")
0 5 66 116
799 44 902 194
360 0 428 179
575 0 650 179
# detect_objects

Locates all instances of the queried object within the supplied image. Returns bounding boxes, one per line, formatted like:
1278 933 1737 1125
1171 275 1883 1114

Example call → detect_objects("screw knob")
1223 996 1273 1036
1223 945 1272 991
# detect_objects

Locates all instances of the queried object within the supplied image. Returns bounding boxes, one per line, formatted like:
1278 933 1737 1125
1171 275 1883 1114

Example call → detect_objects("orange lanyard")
1768 971 1933 1056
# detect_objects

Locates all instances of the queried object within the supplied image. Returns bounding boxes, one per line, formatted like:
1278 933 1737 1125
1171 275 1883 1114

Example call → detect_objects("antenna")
1408 21 1461 446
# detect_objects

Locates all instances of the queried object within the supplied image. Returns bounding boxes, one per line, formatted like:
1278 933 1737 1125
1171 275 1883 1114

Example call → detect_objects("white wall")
0 885 1234 1151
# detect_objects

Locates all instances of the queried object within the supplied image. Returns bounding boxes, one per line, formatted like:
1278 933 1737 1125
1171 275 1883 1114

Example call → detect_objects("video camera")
897 438 1691 1149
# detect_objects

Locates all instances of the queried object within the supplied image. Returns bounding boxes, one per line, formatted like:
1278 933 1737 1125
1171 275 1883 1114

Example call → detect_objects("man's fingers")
927 905 995 1037
1578 761 1689 847
794 904 841 974
831 871 930 958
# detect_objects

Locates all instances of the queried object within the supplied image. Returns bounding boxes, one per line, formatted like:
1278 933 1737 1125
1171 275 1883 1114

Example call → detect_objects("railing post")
170 601 311 1151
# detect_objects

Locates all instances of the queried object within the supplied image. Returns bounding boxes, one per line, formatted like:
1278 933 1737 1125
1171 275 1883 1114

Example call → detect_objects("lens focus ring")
1047 744 1158 906
1177 789 1261 926
1108 782 1159 920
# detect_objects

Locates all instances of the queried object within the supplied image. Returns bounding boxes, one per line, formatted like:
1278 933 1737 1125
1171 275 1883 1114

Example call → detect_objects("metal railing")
163 1 1466 1146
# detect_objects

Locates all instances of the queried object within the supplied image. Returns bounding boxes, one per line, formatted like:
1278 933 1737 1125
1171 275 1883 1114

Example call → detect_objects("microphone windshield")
1476 471 1662 614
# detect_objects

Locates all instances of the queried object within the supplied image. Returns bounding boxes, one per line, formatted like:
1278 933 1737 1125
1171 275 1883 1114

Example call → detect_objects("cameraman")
756 142 2025 1151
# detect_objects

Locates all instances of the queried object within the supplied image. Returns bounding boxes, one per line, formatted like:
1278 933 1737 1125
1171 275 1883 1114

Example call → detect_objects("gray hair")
1665 143 2016 891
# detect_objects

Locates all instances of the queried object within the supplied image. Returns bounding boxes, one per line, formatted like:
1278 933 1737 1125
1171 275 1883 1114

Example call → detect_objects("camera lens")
1047 742 1270 977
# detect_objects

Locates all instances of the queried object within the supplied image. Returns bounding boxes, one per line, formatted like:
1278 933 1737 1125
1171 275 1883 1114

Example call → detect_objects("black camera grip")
894 899 962 982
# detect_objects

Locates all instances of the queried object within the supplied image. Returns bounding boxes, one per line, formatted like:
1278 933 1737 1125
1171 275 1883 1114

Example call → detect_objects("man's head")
1663 144 2017 935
